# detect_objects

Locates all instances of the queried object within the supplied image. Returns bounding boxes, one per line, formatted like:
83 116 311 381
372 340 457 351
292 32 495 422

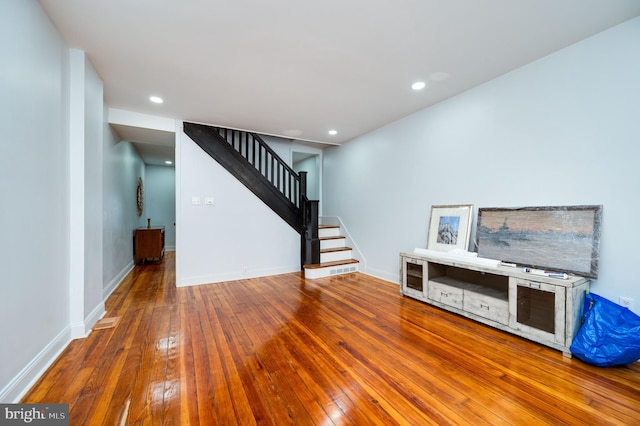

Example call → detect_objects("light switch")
192 196 201 205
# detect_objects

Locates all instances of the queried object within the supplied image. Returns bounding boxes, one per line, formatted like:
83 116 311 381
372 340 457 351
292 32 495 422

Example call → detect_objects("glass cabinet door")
401 256 427 300
406 262 423 291
509 278 566 345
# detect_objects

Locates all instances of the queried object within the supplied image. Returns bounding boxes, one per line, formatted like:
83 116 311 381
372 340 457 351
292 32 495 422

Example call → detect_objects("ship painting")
476 206 602 278
476 218 530 247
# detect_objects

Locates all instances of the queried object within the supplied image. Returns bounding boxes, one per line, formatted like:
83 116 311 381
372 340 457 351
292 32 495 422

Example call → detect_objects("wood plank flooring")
22 252 640 425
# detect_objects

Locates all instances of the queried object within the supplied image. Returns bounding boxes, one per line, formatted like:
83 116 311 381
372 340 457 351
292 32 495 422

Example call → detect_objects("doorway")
292 151 320 202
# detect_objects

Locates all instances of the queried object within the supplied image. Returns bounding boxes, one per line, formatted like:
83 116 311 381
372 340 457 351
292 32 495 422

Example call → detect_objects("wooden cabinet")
400 252 589 357
134 227 165 264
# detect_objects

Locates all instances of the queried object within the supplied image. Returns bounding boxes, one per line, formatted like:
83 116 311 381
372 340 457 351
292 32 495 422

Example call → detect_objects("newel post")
302 200 320 268
298 172 320 268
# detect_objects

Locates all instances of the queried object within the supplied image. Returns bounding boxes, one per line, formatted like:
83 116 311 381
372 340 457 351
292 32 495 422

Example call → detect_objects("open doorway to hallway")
143 163 176 250
292 151 320 201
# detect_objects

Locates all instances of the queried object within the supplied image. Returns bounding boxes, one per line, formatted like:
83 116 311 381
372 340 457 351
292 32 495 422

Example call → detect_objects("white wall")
145 165 176 250
176 131 300 286
0 1 109 401
82 52 105 329
0 0 71 401
68 49 105 338
103 131 145 297
323 17 640 313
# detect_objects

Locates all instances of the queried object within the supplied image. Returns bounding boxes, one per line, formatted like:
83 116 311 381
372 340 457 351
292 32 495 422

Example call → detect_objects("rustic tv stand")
400 252 589 357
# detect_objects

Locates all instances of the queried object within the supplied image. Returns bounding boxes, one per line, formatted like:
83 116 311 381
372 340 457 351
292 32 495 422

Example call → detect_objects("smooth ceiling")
40 0 640 145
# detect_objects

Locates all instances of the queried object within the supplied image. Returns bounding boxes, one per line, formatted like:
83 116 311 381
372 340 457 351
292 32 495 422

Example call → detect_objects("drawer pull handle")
530 283 541 289
441 292 448 297
480 304 490 310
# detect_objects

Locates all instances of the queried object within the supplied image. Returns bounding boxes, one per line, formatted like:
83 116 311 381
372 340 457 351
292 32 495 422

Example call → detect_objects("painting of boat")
476 205 602 278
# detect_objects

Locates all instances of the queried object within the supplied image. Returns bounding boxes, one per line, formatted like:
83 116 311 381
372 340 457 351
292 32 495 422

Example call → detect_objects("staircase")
183 122 359 279
303 224 359 279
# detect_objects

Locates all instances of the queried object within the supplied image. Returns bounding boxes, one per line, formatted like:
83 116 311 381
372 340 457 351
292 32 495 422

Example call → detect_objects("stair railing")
185 123 319 268
215 127 302 208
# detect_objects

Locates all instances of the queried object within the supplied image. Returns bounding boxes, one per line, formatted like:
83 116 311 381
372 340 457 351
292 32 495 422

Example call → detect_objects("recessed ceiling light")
328 130 338 136
411 81 426 91
165 160 173 165
149 96 164 104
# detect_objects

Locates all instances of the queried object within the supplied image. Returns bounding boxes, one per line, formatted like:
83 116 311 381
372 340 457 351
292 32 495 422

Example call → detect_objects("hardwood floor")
22 252 640 425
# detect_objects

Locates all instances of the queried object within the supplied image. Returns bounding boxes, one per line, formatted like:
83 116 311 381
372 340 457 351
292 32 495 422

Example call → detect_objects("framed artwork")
136 177 144 217
427 204 474 252
476 205 602 278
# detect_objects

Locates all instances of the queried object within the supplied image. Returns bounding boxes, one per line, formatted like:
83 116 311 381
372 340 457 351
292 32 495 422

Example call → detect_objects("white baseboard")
70 302 105 340
3 300 104 401
70 321 86 340
103 260 134 300
0 326 72 403
1 263 124 403
178 264 300 287
361 266 399 284
85 304 106 334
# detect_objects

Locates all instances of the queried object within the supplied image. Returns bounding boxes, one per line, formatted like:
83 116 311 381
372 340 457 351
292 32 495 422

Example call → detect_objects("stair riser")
320 238 346 250
304 263 359 279
305 223 359 279
319 227 341 238
321 250 352 263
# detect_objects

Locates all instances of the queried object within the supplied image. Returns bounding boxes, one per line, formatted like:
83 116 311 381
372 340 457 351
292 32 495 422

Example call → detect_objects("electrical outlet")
619 297 633 308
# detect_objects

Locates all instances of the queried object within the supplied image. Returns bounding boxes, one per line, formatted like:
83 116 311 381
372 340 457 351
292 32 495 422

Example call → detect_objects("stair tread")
321 247 352 253
319 225 339 229
320 235 345 240
304 259 359 269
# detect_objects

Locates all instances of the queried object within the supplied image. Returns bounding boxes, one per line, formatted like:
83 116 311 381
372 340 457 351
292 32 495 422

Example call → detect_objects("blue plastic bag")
570 293 640 367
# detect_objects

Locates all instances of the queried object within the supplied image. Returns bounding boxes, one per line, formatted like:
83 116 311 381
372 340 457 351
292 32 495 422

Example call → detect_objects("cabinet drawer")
428 280 463 309
463 290 509 325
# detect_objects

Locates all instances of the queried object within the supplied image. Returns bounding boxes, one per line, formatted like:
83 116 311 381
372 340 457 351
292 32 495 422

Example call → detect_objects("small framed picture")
427 204 474 252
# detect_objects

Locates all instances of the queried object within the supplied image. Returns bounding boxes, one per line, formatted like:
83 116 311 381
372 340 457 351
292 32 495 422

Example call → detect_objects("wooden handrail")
214 127 303 207
185 122 320 268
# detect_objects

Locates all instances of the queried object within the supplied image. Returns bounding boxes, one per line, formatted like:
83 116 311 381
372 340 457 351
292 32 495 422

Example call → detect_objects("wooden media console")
400 251 589 357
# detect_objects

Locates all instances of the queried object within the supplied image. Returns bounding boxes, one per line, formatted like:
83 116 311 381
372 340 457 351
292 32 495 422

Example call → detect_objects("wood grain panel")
21 252 640 425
